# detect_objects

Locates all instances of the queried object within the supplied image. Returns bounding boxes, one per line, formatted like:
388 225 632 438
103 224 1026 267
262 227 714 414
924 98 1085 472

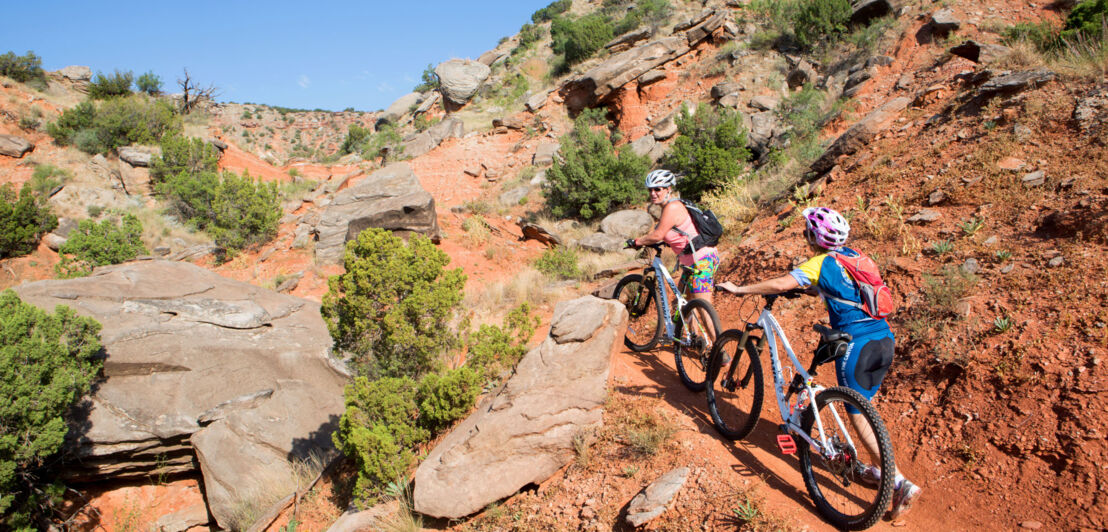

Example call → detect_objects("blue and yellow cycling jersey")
789 247 890 337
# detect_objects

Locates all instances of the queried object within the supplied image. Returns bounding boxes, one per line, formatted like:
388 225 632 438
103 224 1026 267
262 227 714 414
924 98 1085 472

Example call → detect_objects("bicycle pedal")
776 435 797 455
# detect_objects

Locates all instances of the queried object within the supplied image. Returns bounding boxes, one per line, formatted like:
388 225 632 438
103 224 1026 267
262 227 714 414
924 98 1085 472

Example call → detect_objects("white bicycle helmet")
802 207 850 249
644 169 676 189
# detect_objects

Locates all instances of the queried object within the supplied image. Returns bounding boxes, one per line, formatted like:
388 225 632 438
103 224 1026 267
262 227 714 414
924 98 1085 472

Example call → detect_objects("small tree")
793 0 853 48
0 290 103 529
56 214 146 278
321 228 466 378
552 14 614 65
150 134 220 183
177 68 218 114
88 69 134 99
543 108 649 219
0 51 46 85
661 103 750 201
412 64 439 93
0 184 57 259
135 70 163 95
159 169 280 252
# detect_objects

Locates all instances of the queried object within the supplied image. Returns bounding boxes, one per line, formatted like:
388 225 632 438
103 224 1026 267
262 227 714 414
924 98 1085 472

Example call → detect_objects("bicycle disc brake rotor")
821 436 858 483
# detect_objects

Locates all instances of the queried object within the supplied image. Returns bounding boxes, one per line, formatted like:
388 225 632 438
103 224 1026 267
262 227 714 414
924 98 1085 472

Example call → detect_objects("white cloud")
377 81 394 93
298 75 311 89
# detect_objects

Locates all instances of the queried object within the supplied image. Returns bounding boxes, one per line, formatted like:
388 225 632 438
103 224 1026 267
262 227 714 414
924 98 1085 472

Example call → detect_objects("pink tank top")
662 201 700 266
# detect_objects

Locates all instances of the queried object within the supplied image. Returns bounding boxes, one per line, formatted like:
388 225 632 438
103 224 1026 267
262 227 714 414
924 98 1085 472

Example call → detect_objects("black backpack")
672 198 723 254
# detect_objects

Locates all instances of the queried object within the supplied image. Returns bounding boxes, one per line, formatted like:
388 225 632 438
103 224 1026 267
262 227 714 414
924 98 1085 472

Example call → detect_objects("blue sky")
2 1 551 112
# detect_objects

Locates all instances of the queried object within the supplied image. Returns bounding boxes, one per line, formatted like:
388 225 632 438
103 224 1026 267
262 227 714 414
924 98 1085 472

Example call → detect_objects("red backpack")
826 251 896 319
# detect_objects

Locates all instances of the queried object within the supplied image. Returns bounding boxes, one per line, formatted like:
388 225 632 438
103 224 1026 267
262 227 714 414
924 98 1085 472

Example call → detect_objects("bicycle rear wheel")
614 274 661 352
797 386 895 530
673 298 721 391
706 330 764 440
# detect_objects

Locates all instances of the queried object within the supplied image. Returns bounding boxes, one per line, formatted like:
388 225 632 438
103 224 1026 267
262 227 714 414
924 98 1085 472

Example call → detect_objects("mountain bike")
613 243 721 391
707 290 895 530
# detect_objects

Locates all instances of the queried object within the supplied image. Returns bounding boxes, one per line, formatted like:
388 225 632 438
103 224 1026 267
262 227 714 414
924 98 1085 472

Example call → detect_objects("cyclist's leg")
687 250 721 343
836 332 900 477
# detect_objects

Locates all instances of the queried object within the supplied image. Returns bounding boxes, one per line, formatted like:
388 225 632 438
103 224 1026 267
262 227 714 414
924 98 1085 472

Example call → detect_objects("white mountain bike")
614 243 721 391
707 290 895 530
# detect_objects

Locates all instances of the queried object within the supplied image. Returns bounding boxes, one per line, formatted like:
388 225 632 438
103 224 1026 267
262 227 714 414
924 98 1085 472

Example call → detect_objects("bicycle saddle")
813 324 852 343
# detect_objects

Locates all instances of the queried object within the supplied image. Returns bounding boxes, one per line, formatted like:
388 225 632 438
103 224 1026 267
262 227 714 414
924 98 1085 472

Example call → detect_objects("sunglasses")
648 187 667 193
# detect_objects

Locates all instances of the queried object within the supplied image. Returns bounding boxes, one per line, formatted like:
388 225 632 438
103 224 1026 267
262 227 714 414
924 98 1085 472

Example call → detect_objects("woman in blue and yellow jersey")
717 206 921 520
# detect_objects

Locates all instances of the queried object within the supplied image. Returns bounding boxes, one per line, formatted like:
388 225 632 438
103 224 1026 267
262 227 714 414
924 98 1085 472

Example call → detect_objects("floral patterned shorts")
687 251 720 294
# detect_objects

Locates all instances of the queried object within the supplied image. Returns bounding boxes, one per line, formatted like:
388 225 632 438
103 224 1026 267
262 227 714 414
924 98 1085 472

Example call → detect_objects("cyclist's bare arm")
635 202 683 247
717 274 800 295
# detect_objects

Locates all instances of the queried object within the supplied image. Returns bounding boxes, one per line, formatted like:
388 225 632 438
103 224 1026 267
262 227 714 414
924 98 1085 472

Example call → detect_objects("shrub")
412 64 439 93
321 228 466 378
543 108 650 219
48 96 180 155
55 214 146 278
416 367 482 433
0 51 45 85
28 165 69 198
535 246 581 279
135 70 163 95
532 0 572 23
88 69 134 99
793 0 853 47
339 124 370 155
333 376 428 503
612 0 673 35
0 184 57 259
552 14 614 65
1063 0 1108 41
516 23 545 54
150 134 220 183
661 103 750 200
159 170 280 252
465 303 540 377
0 290 102 529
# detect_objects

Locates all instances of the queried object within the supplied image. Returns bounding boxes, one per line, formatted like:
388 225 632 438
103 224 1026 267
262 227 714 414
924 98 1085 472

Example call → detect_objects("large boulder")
57 65 92 82
0 134 33 158
118 146 160 167
315 162 440 263
600 209 654 239
427 116 465 145
578 232 628 253
809 97 910 176
399 132 437 159
533 141 560 166
413 296 627 519
379 92 423 126
435 59 491 106
11 261 347 529
851 0 894 25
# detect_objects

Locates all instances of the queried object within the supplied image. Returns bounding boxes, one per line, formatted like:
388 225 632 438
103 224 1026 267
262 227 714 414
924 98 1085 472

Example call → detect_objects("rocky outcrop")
315 162 440 263
435 59 491 107
605 27 654 53
600 209 654 239
413 296 627 519
955 69 1056 115
533 141 560 166
810 97 911 177
747 111 787 157
57 65 93 82
0 134 33 158
11 261 347 529
561 36 692 113
579 232 627 253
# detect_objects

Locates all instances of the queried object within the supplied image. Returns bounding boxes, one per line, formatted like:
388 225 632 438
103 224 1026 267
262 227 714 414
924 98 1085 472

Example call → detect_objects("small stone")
956 129 971 140
983 235 998 246
962 258 980 274
928 190 946 205
1014 123 1033 141
998 157 1026 171
1022 170 1045 187
1048 256 1064 268
1001 263 1014 274
1020 521 1043 530
907 209 941 223
961 175 983 185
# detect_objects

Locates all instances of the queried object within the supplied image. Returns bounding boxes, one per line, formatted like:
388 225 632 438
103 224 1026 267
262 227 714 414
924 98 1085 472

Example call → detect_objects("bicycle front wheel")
614 274 661 352
673 298 721 391
706 330 764 440
797 386 896 531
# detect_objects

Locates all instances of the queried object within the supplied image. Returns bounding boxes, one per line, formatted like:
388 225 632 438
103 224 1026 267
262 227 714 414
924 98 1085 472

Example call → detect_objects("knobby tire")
674 298 721 391
706 330 764 440
615 274 661 352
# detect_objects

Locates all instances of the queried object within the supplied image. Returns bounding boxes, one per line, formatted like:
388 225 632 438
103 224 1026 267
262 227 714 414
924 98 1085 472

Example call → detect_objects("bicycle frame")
649 254 687 340
736 304 858 460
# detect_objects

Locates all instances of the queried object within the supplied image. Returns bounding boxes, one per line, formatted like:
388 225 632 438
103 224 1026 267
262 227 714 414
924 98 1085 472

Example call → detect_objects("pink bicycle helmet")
803 207 850 249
